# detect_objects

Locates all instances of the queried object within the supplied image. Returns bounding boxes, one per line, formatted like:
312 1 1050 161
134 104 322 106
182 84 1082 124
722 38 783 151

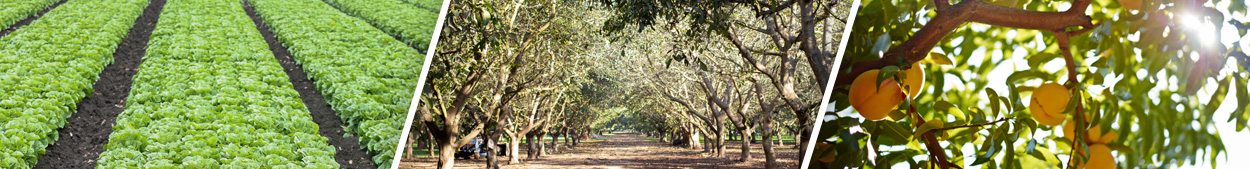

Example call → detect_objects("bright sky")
1176 2 1250 168
825 0 1250 168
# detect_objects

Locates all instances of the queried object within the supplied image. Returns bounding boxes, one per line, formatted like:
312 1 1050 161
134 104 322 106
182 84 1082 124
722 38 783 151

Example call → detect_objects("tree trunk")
437 138 456 169
427 133 435 157
775 132 783 147
737 128 752 162
485 135 499 169
563 129 571 147
508 134 522 164
549 132 559 153
715 114 727 157
537 132 547 156
542 132 553 155
526 133 537 159
762 120 776 169
795 130 805 149
700 132 712 153
716 132 726 157
486 124 503 169
405 131 415 158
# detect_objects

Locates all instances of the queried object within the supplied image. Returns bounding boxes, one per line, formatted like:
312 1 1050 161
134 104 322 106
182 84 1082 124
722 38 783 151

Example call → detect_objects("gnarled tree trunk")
737 128 752 162
437 137 456 169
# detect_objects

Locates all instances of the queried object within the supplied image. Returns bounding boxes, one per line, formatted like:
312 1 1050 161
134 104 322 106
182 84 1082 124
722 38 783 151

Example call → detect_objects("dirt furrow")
241 1 378 168
33 0 166 168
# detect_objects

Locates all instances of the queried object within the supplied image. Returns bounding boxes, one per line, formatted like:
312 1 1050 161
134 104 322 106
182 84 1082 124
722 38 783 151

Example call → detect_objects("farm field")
0 0 440 168
0 0 60 30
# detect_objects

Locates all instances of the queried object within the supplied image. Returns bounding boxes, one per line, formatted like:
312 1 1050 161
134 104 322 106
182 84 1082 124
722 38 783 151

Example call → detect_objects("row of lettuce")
322 0 440 53
0 0 149 168
400 0 444 13
94 0 338 168
0 0 60 29
250 0 425 168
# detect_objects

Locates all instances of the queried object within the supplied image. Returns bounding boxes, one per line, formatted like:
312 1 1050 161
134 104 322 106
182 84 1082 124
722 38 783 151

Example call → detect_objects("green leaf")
871 33 892 55
1203 77 1230 122
933 100 965 119
887 109 907 121
874 121 913 145
987 88 1002 117
1026 138 1036 153
971 129 997 166
876 65 901 88
1006 70 1052 84
915 119 944 138
925 52 954 65
1234 74 1250 131
1105 142 1133 154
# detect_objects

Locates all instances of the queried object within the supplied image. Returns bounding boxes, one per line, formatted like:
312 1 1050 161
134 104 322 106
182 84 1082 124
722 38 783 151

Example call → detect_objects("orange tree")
817 0 1250 168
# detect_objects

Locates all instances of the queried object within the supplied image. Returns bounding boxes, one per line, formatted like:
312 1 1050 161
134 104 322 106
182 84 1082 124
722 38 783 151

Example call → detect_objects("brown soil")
399 133 801 169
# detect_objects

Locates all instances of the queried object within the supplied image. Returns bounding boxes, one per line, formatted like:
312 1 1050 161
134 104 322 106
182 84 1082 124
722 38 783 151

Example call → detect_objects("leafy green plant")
0 0 148 167
398 0 444 13
321 0 439 53
95 0 336 168
249 0 426 168
0 0 59 30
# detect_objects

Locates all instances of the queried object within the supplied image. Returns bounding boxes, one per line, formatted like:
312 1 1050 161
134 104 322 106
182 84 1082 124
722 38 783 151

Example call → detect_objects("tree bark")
563 129 571 146
716 117 726 157
737 128 752 162
762 114 777 169
548 132 559 153
405 129 415 158
427 132 435 157
526 133 537 159
437 137 456 169
486 122 503 169
508 133 522 164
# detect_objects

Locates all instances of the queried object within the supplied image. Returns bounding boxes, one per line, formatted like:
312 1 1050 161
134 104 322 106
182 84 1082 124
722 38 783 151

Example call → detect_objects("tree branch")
831 0 1095 92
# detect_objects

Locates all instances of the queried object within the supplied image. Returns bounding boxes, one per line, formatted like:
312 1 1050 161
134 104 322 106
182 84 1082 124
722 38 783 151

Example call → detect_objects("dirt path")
400 133 802 168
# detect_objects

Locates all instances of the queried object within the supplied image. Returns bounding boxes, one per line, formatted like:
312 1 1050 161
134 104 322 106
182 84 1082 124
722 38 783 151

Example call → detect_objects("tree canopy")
819 0 1250 168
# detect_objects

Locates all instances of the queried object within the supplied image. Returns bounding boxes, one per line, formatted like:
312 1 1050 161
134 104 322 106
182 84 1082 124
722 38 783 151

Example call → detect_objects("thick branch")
831 0 1095 91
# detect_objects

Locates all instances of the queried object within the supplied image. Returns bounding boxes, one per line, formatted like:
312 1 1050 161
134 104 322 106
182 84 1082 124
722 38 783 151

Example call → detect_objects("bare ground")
400 133 801 169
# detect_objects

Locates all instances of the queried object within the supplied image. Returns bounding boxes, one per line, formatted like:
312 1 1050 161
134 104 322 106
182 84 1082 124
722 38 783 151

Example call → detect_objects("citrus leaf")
926 52 954 65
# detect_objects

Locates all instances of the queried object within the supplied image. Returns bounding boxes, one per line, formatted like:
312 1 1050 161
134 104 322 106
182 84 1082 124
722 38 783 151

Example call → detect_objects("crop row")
0 0 148 167
400 0 443 13
322 0 439 52
0 0 59 29
95 0 338 168
249 0 424 167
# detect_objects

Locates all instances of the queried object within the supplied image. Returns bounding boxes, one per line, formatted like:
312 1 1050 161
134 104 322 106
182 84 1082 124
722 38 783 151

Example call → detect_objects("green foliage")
597 0 737 39
96 0 336 168
0 0 148 167
824 0 1250 168
0 0 58 29
399 0 444 13
322 0 439 53
249 0 427 167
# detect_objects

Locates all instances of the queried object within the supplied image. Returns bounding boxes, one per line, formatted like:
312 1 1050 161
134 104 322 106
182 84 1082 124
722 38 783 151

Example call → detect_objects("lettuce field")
0 0 440 168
